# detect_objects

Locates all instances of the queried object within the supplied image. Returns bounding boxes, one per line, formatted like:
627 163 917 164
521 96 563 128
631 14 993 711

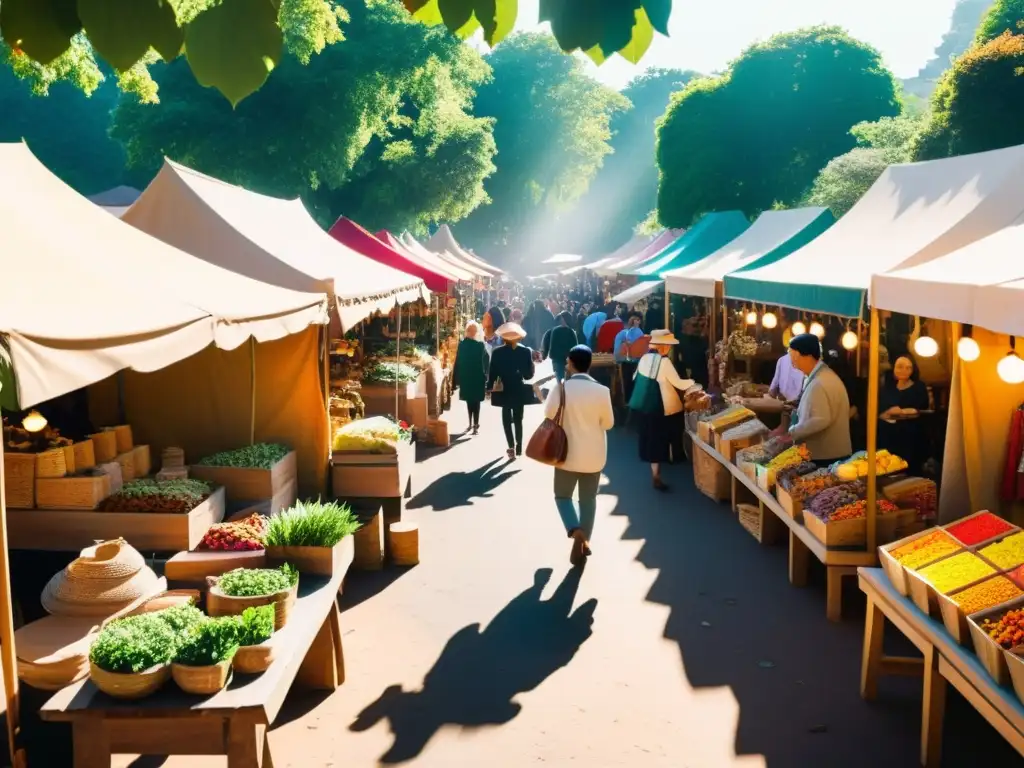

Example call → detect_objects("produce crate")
61 445 76 475
105 424 133 454
401 395 428 432
878 527 959 597
331 441 415 499
190 450 297 504
132 445 151 478
360 382 420 419
715 433 762 463
755 464 777 492
697 420 714 445
88 431 118 463
943 510 1020 550
35 448 67 479
3 453 36 509
1006 646 1024 708
737 502 783 545
71 440 96 471
164 549 267 583
115 451 136 483
967 595 1024 686
35 475 111 510
906 549 993 617
804 507 915 549
692 446 729 502
775 485 803 522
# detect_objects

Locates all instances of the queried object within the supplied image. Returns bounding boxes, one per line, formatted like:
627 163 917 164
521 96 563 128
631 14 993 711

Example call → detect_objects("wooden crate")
266 536 354 579
737 502 784 545
804 508 915 548
697 420 714 445
115 451 136 483
164 549 267 582
35 475 111 510
61 445 76 475
906 549 985 617
88 431 118 463
190 450 297 504
331 441 414 499
755 464 777 492
692 446 729 502
1006 646 1024 707
35 448 67 479
776 485 803 521
72 440 96 471
132 445 151 478
3 453 35 509
943 509 1020 550
7 486 225 552
353 509 384 571
401 395 428 431
715 433 762 463
360 382 420 418
878 527 958 597
967 595 1024 686
937 574 1023 648
106 425 134 454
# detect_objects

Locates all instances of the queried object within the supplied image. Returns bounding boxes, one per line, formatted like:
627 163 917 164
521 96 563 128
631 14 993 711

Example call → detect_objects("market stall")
627 212 750 279
425 224 504 277
592 232 666 277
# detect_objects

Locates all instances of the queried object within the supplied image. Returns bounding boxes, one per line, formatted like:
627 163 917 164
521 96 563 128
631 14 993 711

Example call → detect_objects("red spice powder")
946 513 1014 546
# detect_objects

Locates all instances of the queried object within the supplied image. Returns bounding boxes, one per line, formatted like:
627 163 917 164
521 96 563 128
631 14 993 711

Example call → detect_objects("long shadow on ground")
601 426 1021 767
407 457 520 511
350 567 597 764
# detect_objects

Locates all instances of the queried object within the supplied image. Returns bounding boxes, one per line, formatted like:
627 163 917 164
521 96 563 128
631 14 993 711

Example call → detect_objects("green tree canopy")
976 0 1024 41
454 32 629 264
111 0 495 233
655 25 900 228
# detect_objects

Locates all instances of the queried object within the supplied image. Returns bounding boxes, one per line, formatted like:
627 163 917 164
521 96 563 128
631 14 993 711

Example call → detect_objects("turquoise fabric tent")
627 211 750 281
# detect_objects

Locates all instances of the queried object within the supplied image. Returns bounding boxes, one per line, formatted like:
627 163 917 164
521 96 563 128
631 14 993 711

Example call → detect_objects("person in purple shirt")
769 351 805 403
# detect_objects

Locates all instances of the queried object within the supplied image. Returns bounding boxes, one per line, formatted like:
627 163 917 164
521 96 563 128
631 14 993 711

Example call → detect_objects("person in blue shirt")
582 307 607 348
614 311 646 405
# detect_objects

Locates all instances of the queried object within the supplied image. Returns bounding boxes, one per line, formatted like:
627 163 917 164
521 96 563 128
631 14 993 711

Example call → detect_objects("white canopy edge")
613 280 664 307
542 254 583 265
594 230 683 277
427 224 503 276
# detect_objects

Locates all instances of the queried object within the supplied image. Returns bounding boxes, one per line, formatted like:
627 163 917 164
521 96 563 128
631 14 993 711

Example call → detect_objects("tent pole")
322 325 330 436
395 304 402 420
856 318 864 377
436 294 441 357
0 435 24 767
249 337 256 446
866 307 880 553
721 301 727 346
663 283 669 329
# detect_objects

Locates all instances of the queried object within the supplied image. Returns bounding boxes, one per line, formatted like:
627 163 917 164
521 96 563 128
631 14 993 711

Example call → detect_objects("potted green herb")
264 499 360 577
207 564 299 630
191 443 296 507
88 604 205 699
171 617 239 695
232 605 276 674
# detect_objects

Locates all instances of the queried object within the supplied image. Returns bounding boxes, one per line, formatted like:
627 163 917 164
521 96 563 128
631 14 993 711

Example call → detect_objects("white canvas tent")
400 232 481 281
125 161 424 331
613 280 664 307
0 144 328 408
726 144 1024 317
427 224 503 276
87 185 141 218
541 253 583 265
594 230 684 277
589 234 651 276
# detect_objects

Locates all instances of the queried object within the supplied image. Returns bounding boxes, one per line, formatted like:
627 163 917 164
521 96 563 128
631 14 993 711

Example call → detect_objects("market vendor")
878 355 930 473
787 333 852 466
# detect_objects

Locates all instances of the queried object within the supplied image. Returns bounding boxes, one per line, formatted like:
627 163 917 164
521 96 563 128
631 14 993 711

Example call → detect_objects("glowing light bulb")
913 335 939 358
21 410 47 433
761 312 778 329
998 353 1024 384
809 322 825 339
791 321 807 336
841 331 858 351
957 336 980 362
745 310 757 325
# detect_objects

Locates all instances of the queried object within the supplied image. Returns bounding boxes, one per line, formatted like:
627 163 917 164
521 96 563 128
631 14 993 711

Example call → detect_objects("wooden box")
360 382 419 418
1005 647 1024 707
737 502 783 545
190 450 297 504
755 464 777 492
7 486 225 553
943 509 1021 550
3 452 36 509
776 485 803 522
426 419 450 448
715 433 762 463
88 431 118 463
35 475 111 510
906 550 991 617
132 445 151 478
164 549 267 583
353 508 384 571
115 451 136 483
401 395 428 431
72 440 96 471
692 446 729 502
35 448 67 479
697 420 714 445
265 536 354 578
878 527 956 597
936 574 1023 648
331 441 414 499
105 425 133 454
967 595 1024 685
61 445 76 475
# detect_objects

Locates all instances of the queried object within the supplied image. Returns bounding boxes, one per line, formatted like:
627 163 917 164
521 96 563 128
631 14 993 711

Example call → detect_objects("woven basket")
72 440 96 471
206 581 297 630
19 656 90 691
693 448 730 502
233 644 275 674
161 447 185 469
89 432 118 463
62 445 76 475
107 425 133 454
3 453 35 508
90 662 170 699
35 448 67 479
115 451 136 483
35 475 111 510
132 445 151 478
172 659 232 695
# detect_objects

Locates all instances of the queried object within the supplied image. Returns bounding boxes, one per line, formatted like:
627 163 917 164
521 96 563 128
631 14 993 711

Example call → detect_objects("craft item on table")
832 450 908 481
946 512 1016 547
951 576 1023 616
917 552 995 595
684 389 712 413
737 434 794 465
781 468 838 501
98 479 212 514
882 477 937 521
980 607 1024 650
888 530 961 571
201 514 267 552
161 447 185 469
720 419 769 441
765 444 811 472
41 539 161 618
826 498 899 523
807 481 866 521
774 461 817 490
979 532 1024 570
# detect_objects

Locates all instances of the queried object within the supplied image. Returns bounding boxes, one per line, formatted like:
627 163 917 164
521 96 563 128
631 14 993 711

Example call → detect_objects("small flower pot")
90 661 170 699
233 643 275 674
206 579 297 630
172 659 232 695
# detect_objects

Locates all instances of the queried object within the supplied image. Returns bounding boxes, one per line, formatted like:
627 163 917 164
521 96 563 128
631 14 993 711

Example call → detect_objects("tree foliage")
455 32 628 262
976 0 1024 41
111 0 495 233
655 26 900 228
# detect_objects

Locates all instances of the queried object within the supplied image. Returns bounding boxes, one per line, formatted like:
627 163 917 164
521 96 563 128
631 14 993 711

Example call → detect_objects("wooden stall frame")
0 437 26 767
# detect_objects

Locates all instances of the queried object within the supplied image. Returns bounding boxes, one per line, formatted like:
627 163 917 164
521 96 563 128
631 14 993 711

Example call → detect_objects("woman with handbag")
488 322 537 460
630 330 696 492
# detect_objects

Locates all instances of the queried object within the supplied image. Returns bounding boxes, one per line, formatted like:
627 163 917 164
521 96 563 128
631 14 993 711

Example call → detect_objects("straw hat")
41 539 160 618
649 329 679 346
496 322 527 341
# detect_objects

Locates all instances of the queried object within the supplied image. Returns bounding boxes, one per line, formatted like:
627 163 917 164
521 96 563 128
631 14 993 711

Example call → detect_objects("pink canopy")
375 229 471 283
329 217 450 293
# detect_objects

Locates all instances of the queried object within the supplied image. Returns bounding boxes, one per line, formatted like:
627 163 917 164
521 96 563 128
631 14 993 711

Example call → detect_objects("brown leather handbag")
525 381 569 465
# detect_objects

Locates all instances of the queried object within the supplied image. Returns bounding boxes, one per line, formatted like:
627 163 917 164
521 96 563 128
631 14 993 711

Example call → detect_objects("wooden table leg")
297 610 340 690
921 645 946 768
227 717 266 768
329 600 346 684
72 720 110 768
731 476 738 513
788 530 809 587
860 598 885 699
826 568 844 622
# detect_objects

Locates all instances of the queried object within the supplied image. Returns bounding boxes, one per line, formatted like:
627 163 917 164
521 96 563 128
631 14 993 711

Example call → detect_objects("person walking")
523 299 556 354
787 333 852 466
614 310 646 405
631 330 696 491
488 322 537 460
454 320 488 436
541 311 579 382
543 345 614 566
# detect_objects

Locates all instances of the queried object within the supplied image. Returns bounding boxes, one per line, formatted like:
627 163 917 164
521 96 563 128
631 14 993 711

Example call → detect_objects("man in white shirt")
543 345 615 566
769 351 805 403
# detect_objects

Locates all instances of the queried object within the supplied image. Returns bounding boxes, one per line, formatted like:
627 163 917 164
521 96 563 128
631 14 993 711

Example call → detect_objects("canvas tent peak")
628 212 750 280
330 217 450 293
376 229 471 283
726 143 1024 317
87 185 141 218
427 224 503 276
663 208 834 298
124 160 423 331
402 231 490 281
594 230 683 277
0 143 328 408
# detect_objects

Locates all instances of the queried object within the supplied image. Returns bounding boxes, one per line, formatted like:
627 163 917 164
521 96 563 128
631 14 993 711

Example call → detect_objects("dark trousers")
502 404 525 451
621 361 638 404
466 400 481 427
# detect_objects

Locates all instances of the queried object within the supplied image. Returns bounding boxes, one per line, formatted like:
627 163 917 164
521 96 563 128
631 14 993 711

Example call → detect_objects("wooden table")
40 571 346 767
687 431 875 621
859 567 1024 767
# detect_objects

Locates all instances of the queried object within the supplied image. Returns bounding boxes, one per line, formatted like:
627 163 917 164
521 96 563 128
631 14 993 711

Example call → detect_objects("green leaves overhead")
185 0 282 107
0 0 82 64
406 0 516 45
77 0 183 70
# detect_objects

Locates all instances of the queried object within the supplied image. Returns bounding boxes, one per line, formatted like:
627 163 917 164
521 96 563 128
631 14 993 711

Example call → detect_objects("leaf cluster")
196 443 290 469
236 605 275 646
264 499 361 548
173 616 240 666
88 604 206 673
218 564 299 597
363 361 421 384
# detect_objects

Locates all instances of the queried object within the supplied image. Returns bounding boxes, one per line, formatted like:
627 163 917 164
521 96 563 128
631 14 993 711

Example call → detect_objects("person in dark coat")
454 320 488 435
523 300 556 351
541 311 579 382
488 322 537 460
878 355 930 473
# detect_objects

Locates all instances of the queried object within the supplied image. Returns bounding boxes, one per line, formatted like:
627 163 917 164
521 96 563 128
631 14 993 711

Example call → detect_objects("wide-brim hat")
649 329 679 346
41 539 160 618
496 322 527 341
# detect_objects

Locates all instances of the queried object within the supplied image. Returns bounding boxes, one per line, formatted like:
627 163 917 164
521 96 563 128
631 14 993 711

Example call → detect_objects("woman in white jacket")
633 330 695 491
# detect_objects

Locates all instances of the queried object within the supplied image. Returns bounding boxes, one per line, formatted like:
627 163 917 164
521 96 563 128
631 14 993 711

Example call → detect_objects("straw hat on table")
41 539 160 618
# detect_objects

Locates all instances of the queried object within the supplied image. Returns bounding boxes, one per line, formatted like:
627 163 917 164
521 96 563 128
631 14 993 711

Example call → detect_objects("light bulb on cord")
914 335 939 358
791 321 807 336
745 309 757 325
841 330 858 351
998 352 1024 384
21 410 47 433
809 321 825 339
762 311 778 329
957 335 980 362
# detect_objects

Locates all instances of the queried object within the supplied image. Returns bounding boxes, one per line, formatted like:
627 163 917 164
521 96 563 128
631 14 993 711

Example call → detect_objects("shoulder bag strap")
554 381 567 425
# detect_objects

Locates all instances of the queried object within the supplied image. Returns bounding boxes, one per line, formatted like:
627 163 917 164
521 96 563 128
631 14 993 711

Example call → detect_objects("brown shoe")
569 535 585 566
653 478 669 492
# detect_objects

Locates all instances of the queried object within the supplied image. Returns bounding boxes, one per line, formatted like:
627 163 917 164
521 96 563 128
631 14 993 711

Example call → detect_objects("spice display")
766 444 811 472
775 462 818 490
720 419 768 441
833 450 908 481
784 469 838 502
708 405 755 432
201 514 267 551
332 415 414 453
883 478 937 522
888 530 961 571
363 361 420 385
981 607 1024 649
807 482 866 521
737 434 794 465
917 552 995 595
98 479 212 514
264 500 360 548
827 499 900 523
195 443 290 470
946 512 1016 547
951 576 1023 615
979 532 1024 570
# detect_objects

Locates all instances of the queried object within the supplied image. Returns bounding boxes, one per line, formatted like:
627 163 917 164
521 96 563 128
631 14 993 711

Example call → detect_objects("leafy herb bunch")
264 500 360 548
197 443 290 470
217 564 298 597
174 617 240 667
89 604 206 673
236 605 275 646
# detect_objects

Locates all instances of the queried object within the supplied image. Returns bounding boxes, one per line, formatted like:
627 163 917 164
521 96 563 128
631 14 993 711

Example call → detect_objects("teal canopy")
627 211 750 281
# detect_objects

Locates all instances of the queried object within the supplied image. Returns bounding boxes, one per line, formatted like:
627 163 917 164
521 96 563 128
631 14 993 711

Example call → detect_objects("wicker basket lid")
41 539 160 618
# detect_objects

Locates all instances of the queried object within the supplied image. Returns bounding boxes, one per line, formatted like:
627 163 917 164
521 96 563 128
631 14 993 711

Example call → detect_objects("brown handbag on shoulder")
525 381 569 465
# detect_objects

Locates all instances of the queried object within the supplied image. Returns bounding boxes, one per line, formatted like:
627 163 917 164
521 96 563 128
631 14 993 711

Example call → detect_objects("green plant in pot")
171 617 239 695
207 564 299 630
264 500 360 577
232 605 276 674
